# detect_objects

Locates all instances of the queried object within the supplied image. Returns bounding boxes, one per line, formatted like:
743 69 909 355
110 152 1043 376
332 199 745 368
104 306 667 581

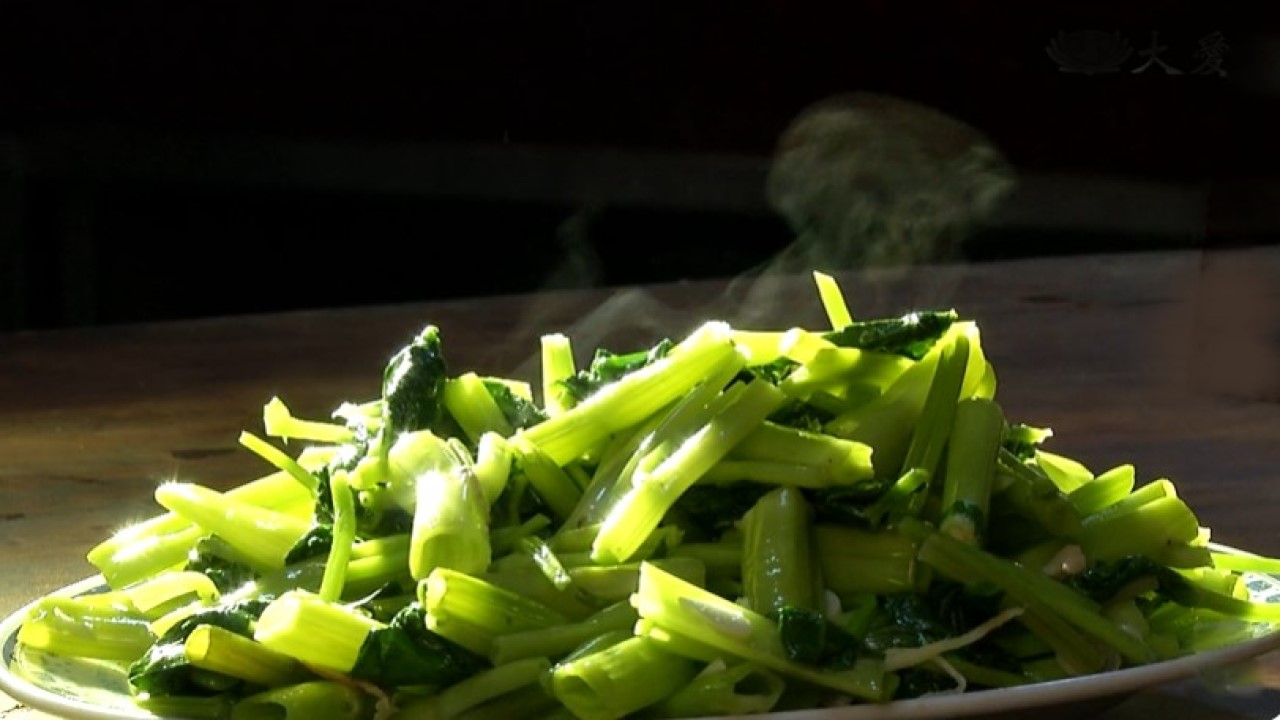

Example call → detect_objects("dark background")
1 2 1278 331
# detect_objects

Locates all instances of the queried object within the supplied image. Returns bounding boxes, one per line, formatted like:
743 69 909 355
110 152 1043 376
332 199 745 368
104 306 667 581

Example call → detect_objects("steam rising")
512 92 1017 375
510 286 697 383
730 93 1016 332
764 92 1015 274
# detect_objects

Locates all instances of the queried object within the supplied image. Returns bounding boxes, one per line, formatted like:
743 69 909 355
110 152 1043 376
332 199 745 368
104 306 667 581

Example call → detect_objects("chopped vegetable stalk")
779 327 836 364
1035 450 1093 494
551 635 699 720
121 571 220 617
262 396 356 444
1079 496 1200 563
991 449 1084 545
45 589 132 617
567 353 748 538
520 321 744 466
137 695 233 720
939 398 1005 545
741 486 817 618
567 557 707 602
1157 542 1214 570
510 437 583 521
700 459 840 489
1068 464 1136 516
229 680 371 720
813 271 854 330
1013 603 1110 676
902 518 1154 665
652 659 786 718
668 537 743 579
378 429 456 501
517 535 574 591
631 562 892 701
154 482 312 572
730 328 827 366
592 379 785 563
863 467 930 526
450 685 562 720
483 556 603 621
562 629 634 665
396 657 551 720
541 333 577 417
812 525 918 597
557 409 672 535
490 515 552 556
473 432 514 506
728 422 875 486
444 372 516 443
1210 552 1280 576
238 431 321 494
1087 478 1177 522
319 472 357 602
822 324 966 478
410 466 493 580
899 333 971 510
489 601 638 666
17 600 154 663
634 619 723 664
420 567 569 656
336 544 412 599
780 346 913 406
823 375 930 469
88 466 318 588
184 625 309 687
253 590 381 673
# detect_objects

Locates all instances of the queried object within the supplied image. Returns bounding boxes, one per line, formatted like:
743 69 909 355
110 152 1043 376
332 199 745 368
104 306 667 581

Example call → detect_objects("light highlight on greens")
12 270 1280 720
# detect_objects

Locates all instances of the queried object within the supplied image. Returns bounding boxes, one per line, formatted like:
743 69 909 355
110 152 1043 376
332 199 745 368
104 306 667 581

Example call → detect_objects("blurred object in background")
1 5 1276 333
764 92 1016 274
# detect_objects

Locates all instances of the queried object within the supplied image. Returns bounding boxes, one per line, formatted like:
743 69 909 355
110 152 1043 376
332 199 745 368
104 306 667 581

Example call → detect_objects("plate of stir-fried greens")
3 272 1279 720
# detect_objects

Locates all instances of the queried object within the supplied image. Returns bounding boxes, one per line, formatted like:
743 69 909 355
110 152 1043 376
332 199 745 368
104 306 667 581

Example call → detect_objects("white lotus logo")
1046 30 1134 74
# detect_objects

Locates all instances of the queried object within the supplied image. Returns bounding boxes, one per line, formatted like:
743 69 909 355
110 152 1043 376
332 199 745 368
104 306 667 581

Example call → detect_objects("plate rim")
0 574 160 720
2 547 1279 720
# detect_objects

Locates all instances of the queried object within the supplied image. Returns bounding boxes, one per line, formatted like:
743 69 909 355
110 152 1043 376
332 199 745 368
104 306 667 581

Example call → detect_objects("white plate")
3 548 1280 720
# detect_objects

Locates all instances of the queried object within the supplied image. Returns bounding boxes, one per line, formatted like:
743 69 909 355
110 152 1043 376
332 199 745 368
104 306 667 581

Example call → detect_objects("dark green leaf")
767 398 833 433
668 483 771 541
863 583 999 652
558 339 674 402
483 380 548 431
325 440 369 478
893 668 958 699
382 325 449 436
777 607 827 665
777 606 865 670
284 525 334 565
807 479 895 527
184 537 258 594
743 358 799 386
350 603 489 688
156 601 268 645
128 601 268 697
823 310 958 360
1067 556 1164 604
314 465 413 538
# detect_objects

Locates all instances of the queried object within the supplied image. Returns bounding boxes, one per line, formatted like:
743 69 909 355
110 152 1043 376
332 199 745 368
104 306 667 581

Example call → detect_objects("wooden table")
2 247 1278 718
